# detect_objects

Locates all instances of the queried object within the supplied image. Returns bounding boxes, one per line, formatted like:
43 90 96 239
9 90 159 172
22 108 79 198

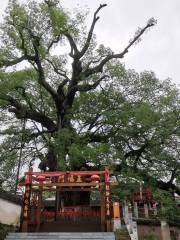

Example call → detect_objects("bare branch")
46 58 70 82
30 37 58 104
168 167 179 184
64 32 79 57
84 20 156 77
47 35 61 53
81 132 109 143
125 142 148 159
84 56 104 70
30 129 55 138
79 4 107 58
87 115 101 131
77 75 109 92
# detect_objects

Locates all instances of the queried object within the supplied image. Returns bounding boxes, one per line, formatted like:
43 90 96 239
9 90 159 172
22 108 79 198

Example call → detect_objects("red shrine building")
20 169 118 232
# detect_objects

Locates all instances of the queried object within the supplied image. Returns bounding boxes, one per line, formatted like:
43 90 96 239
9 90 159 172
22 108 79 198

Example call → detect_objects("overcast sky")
0 0 180 86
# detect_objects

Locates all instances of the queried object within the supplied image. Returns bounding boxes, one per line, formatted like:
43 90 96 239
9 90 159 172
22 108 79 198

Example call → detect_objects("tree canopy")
0 0 179 197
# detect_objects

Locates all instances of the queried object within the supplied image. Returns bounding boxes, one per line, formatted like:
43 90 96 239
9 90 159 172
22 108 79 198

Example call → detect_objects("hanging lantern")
91 174 100 182
36 175 46 182
25 174 32 185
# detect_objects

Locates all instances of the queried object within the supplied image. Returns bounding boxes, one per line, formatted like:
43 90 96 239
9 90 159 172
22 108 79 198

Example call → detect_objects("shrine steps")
5 232 115 240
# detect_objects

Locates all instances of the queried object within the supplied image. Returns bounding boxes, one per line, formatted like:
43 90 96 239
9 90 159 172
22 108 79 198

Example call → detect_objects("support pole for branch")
15 118 26 194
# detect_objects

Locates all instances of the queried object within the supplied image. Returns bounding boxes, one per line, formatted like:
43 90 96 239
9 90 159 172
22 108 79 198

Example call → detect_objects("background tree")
73 64 180 195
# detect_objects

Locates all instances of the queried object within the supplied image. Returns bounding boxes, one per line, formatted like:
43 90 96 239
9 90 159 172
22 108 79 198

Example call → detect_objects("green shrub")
0 223 17 240
144 231 157 240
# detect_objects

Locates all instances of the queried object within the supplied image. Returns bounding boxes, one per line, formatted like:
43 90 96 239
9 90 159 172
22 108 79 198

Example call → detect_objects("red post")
21 168 33 232
35 182 43 232
100 184 106 232
105 168 111 232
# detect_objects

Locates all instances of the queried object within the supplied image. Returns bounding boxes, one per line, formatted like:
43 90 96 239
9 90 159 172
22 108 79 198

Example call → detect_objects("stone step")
6 237 114 239
5 232 115 240
6 239 114 240
6 238 114 240
115 228 130 240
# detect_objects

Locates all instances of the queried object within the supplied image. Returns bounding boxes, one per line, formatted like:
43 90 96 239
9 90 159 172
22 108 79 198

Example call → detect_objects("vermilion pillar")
21 168 32 232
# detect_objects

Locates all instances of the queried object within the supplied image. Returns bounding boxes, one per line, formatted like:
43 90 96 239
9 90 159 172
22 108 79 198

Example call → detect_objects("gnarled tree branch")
77 75 109 92
0 94 56 131
84 20 156 77
79 4 107 58
64 32 79 57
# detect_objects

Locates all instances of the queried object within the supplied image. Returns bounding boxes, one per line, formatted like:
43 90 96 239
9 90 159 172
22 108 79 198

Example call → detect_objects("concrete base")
161 221 171 240
112 218 121 231
6 232 115 240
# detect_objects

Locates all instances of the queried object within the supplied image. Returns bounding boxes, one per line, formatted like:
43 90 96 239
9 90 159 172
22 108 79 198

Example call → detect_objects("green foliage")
69 143 111 169
133 102 160 128
111 180 140 202
0 0 68 61
0 0 179 204
53 128 77 170
0 223 17 240
153 190 180 222
43 2 68 36
0 69 37 95
144 231 157 240
42 190 55 200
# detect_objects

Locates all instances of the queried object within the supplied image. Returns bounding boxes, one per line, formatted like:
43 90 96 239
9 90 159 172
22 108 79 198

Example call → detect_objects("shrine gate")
20 169 113 232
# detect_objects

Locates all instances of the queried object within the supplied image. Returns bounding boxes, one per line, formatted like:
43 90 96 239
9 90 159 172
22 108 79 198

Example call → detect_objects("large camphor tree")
0 0 180 198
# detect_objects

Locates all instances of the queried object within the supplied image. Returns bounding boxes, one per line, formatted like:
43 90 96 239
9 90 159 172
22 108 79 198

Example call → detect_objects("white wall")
0 198 21 226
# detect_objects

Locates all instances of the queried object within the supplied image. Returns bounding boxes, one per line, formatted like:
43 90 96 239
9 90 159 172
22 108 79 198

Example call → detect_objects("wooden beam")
32 182 103 187
26 170 112 176
32 187 99 192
